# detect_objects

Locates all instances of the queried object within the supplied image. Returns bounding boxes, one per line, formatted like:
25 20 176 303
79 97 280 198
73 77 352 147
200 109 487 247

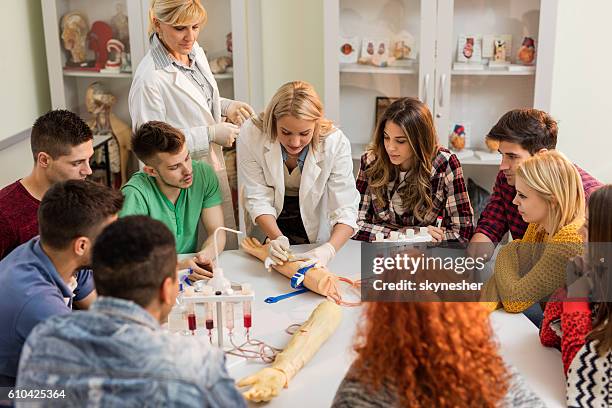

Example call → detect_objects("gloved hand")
268 235 290 265
237 367 286 402
293 242 336 268
226 100 256 126
208 122 239 147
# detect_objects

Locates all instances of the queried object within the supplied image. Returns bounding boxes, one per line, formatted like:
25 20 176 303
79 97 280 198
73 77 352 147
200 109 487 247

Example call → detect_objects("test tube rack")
374 227 433 243
181 291 254 348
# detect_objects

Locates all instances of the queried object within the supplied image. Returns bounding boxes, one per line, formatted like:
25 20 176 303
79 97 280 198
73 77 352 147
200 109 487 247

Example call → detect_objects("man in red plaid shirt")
469 109 602 259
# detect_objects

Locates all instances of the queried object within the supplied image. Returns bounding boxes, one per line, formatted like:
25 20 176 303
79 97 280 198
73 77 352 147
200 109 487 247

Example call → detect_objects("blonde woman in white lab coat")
129 0 254 248
238 81 360 267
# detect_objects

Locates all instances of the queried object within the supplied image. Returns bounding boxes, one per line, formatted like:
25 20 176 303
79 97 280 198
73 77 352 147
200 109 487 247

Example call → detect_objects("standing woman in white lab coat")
129 0 254 248
238 81 360 267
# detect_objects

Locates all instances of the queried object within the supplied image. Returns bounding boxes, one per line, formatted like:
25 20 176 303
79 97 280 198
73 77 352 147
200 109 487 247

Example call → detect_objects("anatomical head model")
61 12 90 65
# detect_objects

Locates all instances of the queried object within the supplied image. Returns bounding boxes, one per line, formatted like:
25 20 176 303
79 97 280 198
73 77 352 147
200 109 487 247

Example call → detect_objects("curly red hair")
351 302 509 407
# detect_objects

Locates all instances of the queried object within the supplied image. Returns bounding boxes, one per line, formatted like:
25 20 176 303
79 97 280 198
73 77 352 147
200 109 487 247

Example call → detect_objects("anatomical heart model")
517 37 536 65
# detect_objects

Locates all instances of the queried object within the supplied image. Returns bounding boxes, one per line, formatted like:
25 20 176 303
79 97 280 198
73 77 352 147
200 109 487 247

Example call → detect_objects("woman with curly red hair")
332 302 544 407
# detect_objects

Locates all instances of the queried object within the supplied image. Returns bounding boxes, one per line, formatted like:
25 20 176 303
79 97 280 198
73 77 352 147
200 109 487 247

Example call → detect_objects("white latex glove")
208 122 239 147
293 242 336 267
226 100 256 126
268 235 291 265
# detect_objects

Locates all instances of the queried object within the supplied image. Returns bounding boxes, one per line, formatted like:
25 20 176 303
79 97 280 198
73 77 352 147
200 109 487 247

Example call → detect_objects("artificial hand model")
241 237 358 305
237 300 342 402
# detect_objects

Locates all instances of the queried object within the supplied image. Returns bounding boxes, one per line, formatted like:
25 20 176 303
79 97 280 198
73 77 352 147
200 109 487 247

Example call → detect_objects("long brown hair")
365 97 437 221
585 185 612 356
351 302 509 407
252 81 334 150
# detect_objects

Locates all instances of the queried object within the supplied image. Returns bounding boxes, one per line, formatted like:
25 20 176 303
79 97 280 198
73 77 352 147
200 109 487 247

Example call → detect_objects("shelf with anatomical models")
207 32 234 81
339 32 418 75
447 121 501 166
452 34 537 76
60 4 132 79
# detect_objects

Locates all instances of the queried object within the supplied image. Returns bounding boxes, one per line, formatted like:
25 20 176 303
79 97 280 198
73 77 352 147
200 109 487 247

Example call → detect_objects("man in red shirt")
0 110 94 259
469 108 602 260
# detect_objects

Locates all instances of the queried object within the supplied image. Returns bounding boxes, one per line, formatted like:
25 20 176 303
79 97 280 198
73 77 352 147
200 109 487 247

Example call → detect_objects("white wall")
260 0 325 102
0 1 50 141
548 0 612 183
0 135 33 188
0 0 50 187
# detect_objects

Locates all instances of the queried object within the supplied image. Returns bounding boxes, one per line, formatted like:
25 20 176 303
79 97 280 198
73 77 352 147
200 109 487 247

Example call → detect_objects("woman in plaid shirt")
353 97 474 243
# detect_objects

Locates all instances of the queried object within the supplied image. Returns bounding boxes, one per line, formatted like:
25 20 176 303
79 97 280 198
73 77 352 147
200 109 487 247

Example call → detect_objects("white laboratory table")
192 240 565 407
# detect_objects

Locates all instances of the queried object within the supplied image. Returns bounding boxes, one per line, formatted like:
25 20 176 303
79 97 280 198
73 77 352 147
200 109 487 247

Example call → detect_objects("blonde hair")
516 150 585 236
148 0 207 37
252 81 334 150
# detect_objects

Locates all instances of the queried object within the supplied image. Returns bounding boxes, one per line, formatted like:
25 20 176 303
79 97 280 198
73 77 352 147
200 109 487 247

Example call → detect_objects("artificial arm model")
240 237 359 305
237 300 342 402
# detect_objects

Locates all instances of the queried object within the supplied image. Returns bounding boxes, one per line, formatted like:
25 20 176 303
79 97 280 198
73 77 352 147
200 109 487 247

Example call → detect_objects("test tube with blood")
202 286 214 342
184 286 196 336
242 283 253 335
186 303 197 335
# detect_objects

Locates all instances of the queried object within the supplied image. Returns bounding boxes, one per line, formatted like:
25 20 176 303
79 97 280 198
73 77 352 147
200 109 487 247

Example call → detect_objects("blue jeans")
523 302 543 328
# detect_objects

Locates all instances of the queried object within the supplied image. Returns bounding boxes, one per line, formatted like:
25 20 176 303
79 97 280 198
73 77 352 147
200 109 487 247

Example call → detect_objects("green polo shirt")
120 160 222 254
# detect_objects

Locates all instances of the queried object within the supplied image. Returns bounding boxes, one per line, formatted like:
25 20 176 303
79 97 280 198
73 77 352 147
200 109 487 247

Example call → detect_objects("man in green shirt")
120 121 225 280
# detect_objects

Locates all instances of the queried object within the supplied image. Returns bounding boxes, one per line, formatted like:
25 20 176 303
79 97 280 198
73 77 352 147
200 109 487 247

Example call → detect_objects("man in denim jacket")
16 216 246 407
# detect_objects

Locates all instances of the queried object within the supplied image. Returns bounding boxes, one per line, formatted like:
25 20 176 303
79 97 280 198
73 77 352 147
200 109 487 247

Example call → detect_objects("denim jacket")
16 297 246 407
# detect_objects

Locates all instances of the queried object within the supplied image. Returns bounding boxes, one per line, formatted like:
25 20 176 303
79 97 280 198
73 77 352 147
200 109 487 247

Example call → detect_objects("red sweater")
0 180 40 260
540 288 592 373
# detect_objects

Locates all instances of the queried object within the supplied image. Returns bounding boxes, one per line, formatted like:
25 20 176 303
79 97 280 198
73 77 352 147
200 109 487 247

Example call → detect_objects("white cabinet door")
418 0 438 112
327 0 438 158
439 0 542 153
433 0 453 143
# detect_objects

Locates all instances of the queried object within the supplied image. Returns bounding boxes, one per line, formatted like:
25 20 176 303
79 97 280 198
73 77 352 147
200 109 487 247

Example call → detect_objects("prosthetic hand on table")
241 237 359 305
237 301 342 402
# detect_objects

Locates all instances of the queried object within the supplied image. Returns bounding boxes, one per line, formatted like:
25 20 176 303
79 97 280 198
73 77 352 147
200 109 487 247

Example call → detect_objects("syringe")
225 287 235 335
225 301 235 333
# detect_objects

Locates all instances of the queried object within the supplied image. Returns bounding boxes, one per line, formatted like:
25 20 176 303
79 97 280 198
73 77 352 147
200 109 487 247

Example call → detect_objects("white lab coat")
128 41 237 247
237 119 360 244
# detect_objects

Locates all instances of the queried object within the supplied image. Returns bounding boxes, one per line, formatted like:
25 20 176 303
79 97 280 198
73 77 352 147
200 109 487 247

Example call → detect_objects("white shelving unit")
459 156 502 166
195 0 236 100
41 0 148 126
63 71 133 79
213 73 234 80
340 63 417 75
43 0 252 130
451 69 535 76
324 0 558 189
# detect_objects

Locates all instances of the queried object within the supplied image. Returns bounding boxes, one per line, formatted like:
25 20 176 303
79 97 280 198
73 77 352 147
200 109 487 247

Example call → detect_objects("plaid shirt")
475 166 602 243
353 147 474 243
